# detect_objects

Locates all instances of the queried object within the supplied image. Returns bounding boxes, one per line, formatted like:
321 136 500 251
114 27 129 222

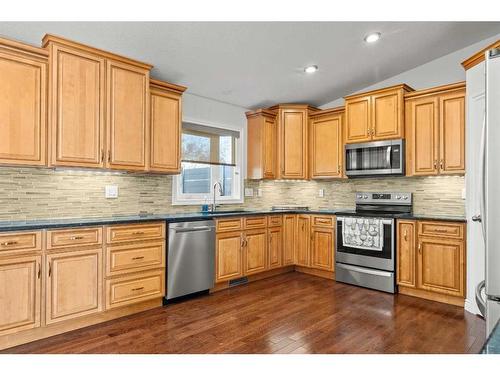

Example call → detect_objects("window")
172 122 242 205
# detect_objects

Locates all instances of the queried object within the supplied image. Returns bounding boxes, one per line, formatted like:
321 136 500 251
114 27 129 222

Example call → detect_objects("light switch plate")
105 185 119 199
244 188 254 197
318 189 325 198
257 188 263 197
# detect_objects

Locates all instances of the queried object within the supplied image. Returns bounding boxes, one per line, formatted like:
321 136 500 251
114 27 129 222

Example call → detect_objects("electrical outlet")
318 189 324 198
244 188 254 197
105 185 119 199
257 188 263 197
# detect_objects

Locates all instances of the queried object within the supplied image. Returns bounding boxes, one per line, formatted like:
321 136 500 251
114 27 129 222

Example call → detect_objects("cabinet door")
268 226 283 269
372 90 403 140
397 220 416 288
310 226 334 271
345 96 371 143
280 109 307 179
263 116 277 179
0 50 46 166
417 237 465 297
244 229 268 275
283 214 296 265
295 215 311 266
46 248 102 325
409 96 439 175
215 232 243 282
439 91 465 174
0 256 41 336
50 45 105 168
149 87 182 173
310 114 343 178
106 60 149 171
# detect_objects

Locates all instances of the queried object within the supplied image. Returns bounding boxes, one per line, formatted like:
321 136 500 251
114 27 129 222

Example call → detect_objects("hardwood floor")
2 272 485 354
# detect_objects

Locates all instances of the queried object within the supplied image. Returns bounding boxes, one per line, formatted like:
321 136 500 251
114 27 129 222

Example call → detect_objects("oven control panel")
355 192 412 205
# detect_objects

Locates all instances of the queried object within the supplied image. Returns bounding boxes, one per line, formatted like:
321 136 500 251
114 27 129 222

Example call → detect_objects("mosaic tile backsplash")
0 167 465 221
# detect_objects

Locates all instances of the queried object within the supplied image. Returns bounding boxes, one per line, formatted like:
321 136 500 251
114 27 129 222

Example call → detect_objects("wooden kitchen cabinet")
405 82 465 176
149 79 186 173
243 229 268 275
246 109 278 179
309 107 345 179
396 220 416 288
215 231 243 282
45 247 103 325
345 84 412 144
283 214 297 265
0 255 41 336
397 219 466 306
295 215 311 266
268 226 283 269
310 226 334 271
0 38 47 167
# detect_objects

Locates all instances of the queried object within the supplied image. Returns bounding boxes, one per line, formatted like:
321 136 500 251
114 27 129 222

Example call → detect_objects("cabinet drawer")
106 241 165 277
312 215 334 228
243 216 267 229
0 231 42 255
418 221 464 239
106 222 165 244
216 218 243 233
105 270 165 309
47 227 102 250
267 215 283 227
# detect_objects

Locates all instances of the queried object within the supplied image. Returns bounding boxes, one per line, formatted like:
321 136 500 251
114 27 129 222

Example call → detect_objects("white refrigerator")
475 47 500 336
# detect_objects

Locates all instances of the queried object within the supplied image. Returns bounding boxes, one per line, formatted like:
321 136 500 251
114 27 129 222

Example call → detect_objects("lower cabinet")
396 219 466 305
268 226 283 269
215 231 243 282
295 215 311 266
45 248 103 325
243 229 268 275
282 214 296 265
0 255 41 335
310 226 334 271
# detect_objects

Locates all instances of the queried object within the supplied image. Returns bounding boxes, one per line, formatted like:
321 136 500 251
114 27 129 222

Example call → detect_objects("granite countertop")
0 209 466 232
482 321 500 353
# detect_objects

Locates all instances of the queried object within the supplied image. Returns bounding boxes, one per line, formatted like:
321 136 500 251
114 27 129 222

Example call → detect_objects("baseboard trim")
399 286 465 307
0 298 162 351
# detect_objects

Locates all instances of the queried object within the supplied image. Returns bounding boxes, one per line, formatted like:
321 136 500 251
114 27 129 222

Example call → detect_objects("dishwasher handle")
170 226 213 233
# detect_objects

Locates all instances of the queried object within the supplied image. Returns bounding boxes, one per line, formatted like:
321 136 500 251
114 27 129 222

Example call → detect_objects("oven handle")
336 263 393 278
337 217 393 225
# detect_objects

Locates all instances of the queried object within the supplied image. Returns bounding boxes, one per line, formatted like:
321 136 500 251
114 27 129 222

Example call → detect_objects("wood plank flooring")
2 272 486 354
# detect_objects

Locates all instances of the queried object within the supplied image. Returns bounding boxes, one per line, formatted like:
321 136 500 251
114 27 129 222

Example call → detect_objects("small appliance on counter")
345 139 405 177
335 192 412 293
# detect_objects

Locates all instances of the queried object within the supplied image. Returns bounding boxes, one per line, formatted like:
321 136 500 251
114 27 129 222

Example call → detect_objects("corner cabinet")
309 107 345 179
396 219 466 306
246 109 277 179
345 84 413 144
405 82 465 176
0 38 47 167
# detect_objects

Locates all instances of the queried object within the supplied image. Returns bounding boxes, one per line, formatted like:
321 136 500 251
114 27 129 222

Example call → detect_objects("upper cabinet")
149 79 186 174
0 38 47 167
309 107 345 179
345 84 413 144
246 109 277 179
405 82 465 176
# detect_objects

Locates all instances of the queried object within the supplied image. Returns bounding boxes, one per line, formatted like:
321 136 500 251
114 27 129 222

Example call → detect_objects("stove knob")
363 195 368 199
403 196 409 200
396 195 401 200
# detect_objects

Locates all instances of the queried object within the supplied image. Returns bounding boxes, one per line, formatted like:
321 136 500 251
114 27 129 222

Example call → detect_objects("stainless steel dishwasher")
166 220 215 300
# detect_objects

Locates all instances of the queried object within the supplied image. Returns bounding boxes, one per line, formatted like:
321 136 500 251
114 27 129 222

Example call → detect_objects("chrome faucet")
211 181 223 212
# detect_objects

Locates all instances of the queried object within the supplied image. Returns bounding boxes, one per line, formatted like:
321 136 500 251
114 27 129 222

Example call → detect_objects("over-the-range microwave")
345 139 405 177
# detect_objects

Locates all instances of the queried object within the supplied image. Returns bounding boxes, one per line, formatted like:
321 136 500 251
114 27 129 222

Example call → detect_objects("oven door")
345 139 404 177
336 217 395 271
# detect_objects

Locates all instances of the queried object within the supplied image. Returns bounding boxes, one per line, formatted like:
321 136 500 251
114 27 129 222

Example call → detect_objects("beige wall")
0 167 464 221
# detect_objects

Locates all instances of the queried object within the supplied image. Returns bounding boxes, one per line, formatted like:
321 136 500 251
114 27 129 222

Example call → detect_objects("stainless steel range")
335 192 412 293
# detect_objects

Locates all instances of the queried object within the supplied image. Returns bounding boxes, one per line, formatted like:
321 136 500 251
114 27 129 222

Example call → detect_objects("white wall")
321 33 500 108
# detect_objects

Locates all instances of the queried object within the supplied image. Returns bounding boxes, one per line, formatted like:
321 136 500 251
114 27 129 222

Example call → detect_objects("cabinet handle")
132 231 145 235
101 149 104 163
433 160 437 169
48 262 52 277
269 234 272 244
132 256 145 260
418 243 422 254
404 230 408 241
37 262 41 279
337 164 340 174
440 159 444 170
131 287 144 292
1 241 18 246
433 228 448 233
70 236 84 240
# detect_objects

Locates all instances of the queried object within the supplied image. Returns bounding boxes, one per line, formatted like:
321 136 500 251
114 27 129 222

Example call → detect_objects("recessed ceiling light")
364 32 381 43
304 65 318 74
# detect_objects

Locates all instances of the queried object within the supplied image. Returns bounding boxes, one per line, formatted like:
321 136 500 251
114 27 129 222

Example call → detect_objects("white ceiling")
1 22 500 109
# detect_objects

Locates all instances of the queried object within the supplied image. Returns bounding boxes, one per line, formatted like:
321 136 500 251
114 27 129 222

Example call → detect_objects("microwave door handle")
386 146 392 168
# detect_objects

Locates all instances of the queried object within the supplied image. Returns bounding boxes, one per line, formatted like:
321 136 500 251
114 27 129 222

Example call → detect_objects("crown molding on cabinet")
150 78 187 94
344 83 414 100
404 81 466 99
0 36 48 61
309 106 345 118
462 39 500 70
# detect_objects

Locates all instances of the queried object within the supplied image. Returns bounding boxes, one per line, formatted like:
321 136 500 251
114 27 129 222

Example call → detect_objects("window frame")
172 121 243 206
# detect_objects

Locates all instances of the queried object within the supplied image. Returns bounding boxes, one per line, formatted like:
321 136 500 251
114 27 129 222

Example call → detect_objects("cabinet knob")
404 230 408 241
418 243 422 254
